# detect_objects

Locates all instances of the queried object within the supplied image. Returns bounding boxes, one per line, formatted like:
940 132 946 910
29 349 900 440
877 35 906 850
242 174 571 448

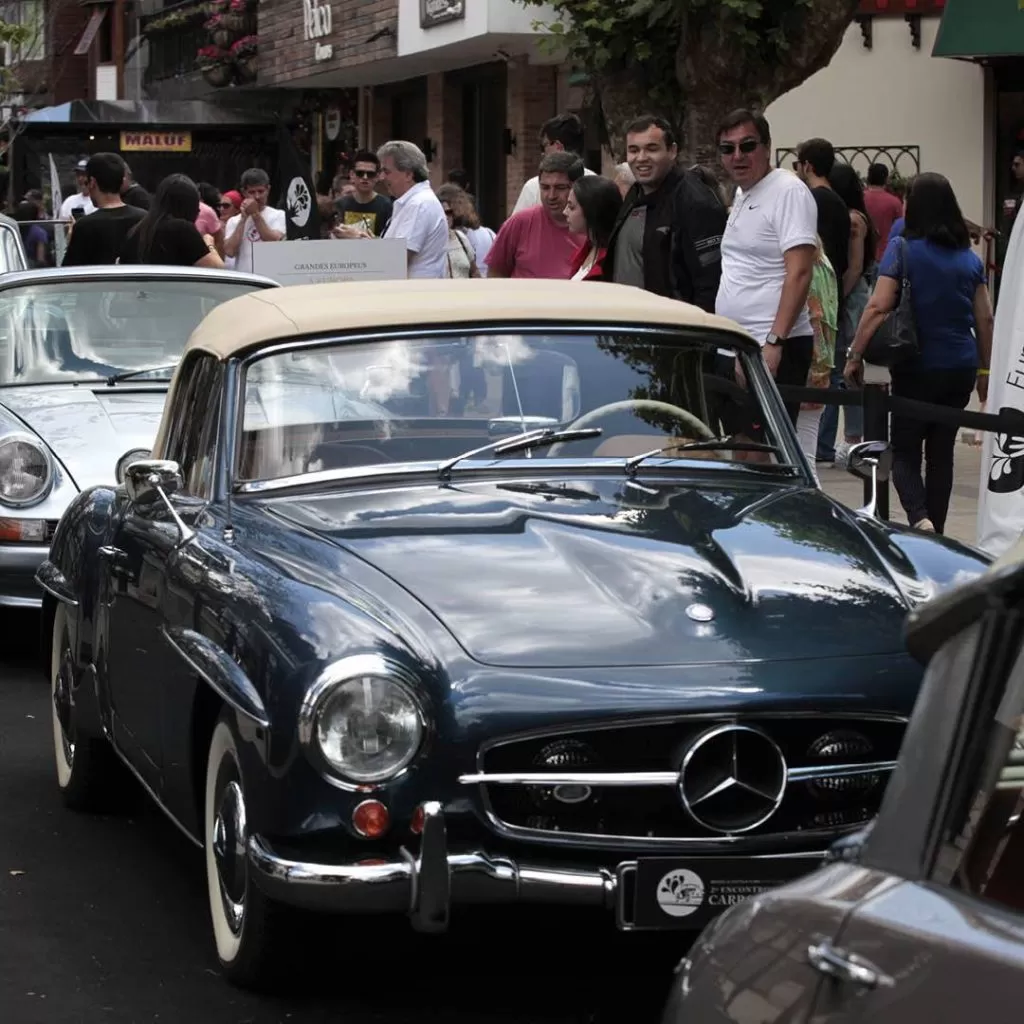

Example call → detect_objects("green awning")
933 0 1024 59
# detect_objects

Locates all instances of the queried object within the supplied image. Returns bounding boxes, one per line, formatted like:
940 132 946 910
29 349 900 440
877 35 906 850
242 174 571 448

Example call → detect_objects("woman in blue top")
844 172 993 534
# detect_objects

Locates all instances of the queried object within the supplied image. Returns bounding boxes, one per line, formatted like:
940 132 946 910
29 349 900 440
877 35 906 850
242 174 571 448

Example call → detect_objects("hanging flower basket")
210 27 233 47
218 11 246 32
202 62 234 87
235 54 258 82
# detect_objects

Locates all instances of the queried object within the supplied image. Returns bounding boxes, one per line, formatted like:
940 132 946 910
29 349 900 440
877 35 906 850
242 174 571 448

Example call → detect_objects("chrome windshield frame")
228 321 809 493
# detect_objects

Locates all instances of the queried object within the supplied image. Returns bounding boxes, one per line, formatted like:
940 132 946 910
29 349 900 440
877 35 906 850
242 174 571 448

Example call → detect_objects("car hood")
266 475 932 669
0 384 166 490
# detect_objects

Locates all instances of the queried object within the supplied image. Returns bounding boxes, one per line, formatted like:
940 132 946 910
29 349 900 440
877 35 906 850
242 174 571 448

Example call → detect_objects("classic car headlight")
0 434 54 507
300 656 426 784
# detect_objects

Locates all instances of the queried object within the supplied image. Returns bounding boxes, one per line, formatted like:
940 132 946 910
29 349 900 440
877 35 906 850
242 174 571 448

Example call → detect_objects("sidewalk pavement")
817 439 982 547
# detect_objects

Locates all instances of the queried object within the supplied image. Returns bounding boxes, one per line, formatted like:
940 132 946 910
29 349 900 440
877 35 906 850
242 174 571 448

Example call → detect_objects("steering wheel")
547 399 715 456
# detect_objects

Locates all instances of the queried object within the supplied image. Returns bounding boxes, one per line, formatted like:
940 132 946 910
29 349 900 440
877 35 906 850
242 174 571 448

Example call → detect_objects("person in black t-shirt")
119 173 225 268
121 164 152 210
330 150 393 239
794 138 850 290
62 153 147 267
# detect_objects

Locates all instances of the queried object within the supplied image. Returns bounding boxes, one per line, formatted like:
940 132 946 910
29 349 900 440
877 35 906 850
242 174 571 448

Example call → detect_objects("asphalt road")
0 611 680 1024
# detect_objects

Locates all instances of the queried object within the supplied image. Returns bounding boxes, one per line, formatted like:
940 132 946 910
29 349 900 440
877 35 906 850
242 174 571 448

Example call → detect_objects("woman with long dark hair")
844 172 993 534
119 173 224 268
564 174 622 280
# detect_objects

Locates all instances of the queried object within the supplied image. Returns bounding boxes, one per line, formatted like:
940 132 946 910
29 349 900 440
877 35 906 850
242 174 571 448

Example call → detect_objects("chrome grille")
461 715 905 845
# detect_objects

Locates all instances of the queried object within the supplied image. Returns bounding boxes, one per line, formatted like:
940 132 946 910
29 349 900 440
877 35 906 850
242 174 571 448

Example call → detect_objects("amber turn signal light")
352 799 389 838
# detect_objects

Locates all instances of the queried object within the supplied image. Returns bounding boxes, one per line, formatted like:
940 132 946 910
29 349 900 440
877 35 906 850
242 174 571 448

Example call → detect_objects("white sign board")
253 239 407 285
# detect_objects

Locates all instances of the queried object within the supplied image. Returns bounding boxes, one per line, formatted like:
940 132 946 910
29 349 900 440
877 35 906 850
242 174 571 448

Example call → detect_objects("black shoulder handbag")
863 235 919 367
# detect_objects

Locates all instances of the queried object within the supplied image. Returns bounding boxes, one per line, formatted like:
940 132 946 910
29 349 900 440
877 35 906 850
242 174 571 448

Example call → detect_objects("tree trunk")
594 68 684 163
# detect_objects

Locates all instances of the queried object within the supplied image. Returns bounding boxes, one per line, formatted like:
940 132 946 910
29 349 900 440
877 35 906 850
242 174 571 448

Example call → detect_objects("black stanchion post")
861 383 890 520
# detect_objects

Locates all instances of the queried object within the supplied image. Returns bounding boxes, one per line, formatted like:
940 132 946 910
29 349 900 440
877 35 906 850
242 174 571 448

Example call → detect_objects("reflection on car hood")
267 476 940 669
0 384 166 490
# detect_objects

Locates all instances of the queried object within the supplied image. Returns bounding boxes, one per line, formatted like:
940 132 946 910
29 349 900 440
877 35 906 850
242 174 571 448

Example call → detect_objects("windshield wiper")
106 364 179 386
624 437 784 476
438 427 601 480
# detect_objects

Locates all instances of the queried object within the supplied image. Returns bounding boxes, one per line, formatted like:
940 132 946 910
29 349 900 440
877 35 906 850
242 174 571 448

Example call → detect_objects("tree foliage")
521 0 860 164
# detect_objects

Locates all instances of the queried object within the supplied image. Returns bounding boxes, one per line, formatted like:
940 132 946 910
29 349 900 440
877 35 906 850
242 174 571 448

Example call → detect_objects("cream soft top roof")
184 278 752 359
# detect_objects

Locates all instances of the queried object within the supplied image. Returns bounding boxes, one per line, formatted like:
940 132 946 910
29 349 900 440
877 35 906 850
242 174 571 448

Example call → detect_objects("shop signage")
120 130 192 152
324 105 341 141
303 0 334 61
253 239 407 285
421 0 465 29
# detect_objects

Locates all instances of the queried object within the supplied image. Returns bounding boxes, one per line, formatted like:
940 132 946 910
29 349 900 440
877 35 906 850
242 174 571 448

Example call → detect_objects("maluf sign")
120 131 192 153
304 0 334 61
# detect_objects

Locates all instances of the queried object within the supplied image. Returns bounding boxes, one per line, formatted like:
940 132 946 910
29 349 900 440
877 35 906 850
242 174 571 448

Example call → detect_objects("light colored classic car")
0 265 277 607
0 213 28 273
38 279 988 988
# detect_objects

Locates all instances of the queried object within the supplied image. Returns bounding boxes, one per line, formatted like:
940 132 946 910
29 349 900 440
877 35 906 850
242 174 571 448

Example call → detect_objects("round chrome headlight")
116 448 151 484
0 434 53 507
301 657 426 784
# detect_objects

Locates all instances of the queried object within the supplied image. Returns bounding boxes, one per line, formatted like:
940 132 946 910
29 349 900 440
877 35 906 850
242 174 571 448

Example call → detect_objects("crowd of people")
9 108 993 535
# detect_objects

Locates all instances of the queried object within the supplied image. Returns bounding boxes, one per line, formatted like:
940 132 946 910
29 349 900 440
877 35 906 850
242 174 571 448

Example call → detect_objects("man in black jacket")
604 114 726 313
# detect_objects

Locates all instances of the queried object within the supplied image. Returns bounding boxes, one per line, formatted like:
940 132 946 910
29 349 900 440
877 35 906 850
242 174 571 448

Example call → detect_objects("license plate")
618 856 812 931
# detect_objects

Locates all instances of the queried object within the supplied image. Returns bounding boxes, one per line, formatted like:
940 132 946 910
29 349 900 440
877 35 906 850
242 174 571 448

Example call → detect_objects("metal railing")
775 145 921 180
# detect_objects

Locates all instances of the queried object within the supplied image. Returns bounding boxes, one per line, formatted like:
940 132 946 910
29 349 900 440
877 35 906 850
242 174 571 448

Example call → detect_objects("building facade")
139 0 583 226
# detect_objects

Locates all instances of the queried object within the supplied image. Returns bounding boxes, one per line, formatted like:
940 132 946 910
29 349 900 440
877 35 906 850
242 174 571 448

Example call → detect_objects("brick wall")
14 0 90 107
504 57 556 213
259 0 398 87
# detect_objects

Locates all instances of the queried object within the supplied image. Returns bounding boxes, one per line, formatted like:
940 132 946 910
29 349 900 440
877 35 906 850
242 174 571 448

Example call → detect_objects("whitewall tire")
50 603 120 811
204 712 295 988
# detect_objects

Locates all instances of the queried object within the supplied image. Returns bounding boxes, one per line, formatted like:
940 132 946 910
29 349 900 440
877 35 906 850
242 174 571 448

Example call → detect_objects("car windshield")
0 278 264 387
237 330 795 483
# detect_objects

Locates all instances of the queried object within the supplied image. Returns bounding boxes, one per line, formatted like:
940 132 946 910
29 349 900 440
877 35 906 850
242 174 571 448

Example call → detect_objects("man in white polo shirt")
715 108 817 426
377 140 448 279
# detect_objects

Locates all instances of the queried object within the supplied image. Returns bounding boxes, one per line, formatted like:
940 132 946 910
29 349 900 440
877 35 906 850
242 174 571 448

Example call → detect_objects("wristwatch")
765 332 785 347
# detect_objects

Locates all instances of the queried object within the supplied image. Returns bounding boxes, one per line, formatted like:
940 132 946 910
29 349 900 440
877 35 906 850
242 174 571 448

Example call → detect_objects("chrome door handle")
807 939 894 989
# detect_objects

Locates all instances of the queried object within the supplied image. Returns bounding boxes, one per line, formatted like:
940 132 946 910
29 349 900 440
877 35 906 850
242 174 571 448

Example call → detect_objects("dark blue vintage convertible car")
36 279 989 986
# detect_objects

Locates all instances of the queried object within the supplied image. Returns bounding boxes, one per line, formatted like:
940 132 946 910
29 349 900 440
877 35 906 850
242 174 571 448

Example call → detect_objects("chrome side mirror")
846 441 892 519
124 460 194 544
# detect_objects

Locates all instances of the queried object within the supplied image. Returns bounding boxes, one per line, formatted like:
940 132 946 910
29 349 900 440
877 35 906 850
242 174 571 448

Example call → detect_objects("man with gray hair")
377 140 448 278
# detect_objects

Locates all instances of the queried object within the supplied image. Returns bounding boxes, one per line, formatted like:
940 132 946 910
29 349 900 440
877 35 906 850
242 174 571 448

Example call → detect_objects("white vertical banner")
977 208 1024 556
48 154 67 266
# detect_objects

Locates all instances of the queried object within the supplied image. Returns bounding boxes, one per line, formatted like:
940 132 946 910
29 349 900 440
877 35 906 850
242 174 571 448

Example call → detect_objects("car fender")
38 485 121 662
841 508 990 608
162 626 269 729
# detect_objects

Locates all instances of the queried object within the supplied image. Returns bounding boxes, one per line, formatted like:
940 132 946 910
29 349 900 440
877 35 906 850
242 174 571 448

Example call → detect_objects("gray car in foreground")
661 545 1024 1023
0 265 277 607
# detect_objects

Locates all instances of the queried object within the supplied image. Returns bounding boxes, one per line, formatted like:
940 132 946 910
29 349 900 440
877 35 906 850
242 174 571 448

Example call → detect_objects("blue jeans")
817 277 869 459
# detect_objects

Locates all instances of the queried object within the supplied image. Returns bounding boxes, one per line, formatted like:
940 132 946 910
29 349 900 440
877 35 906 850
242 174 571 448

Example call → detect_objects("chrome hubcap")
53 650 76 768
212 780 247 935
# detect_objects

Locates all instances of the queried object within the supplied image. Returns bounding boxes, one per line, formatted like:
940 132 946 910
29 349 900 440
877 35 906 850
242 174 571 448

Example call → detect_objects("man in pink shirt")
863 163 904 263
487 152 585 278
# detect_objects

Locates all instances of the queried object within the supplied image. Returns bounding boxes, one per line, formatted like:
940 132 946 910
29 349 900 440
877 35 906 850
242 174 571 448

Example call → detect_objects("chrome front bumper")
0 543 48 608
247 802 825 933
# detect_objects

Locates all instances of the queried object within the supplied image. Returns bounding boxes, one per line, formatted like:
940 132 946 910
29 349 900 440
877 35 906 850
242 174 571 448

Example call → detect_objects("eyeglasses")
352 169 376 179
443 208 453 216
718 139 761 156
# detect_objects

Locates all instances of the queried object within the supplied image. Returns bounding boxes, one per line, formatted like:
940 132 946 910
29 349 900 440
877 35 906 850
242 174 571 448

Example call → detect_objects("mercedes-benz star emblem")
678 724 787 834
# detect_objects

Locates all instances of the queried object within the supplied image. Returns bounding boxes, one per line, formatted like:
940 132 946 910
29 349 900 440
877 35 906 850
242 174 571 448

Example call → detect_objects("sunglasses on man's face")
352 169 376 179
443 207 453 216
218 202 233 209
718 138 761 156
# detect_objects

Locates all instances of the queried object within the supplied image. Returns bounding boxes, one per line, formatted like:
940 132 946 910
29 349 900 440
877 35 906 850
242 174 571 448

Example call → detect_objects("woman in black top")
119 173 224 268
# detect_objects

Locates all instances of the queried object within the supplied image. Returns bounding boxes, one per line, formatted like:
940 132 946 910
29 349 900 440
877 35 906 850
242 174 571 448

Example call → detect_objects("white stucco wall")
764 15 987 223
397 0 556 57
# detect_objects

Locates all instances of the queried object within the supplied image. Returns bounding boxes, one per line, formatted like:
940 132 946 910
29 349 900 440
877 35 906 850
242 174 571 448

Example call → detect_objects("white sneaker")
834 442 852 468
